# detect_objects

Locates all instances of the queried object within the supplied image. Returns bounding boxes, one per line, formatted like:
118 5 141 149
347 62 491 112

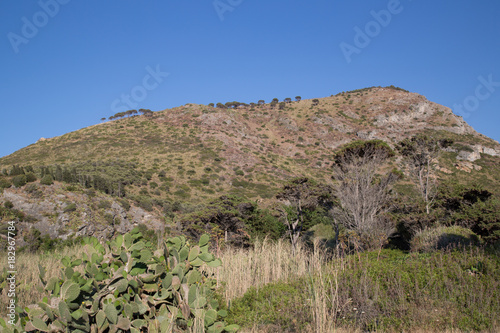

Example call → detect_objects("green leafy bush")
18 229 238 333
25 172 37 183
40 174 54 186
0 177 11 189
63 203 77 213
12 175 27 187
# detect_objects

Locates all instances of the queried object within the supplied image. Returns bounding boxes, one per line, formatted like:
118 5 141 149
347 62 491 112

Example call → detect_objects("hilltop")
1 86 500 245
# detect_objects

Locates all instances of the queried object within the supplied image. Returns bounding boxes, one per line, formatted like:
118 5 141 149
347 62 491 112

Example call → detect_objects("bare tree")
332 140 397 250
397 135 452 214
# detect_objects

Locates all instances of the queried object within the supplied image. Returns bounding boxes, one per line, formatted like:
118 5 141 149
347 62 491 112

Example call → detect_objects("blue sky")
1 0 499 158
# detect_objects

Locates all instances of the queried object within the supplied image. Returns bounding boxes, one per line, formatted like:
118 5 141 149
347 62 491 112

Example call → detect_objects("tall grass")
224 241 500 332
2 238 498 332
203 238 326 303
0 245 83 317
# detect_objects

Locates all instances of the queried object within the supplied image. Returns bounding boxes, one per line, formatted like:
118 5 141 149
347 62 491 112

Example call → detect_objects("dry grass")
203 238 326 303
0 245 83 317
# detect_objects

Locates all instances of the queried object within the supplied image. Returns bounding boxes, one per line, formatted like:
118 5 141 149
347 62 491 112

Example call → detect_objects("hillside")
1 86 500 245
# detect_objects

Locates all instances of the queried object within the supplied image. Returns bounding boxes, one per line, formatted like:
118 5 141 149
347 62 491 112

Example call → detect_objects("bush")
63 203 77 213
25 172 37 183
118 198 130 211
21 229 238 333
97 200 111 209
12 174 27 187
411 226 480 252
40 174 54 185
0 177 11 189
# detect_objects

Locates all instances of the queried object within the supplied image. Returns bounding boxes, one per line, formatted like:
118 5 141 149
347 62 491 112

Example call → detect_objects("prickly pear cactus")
17 228 239 333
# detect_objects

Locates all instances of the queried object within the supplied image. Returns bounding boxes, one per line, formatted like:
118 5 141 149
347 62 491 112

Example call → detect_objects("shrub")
40 174 54 185
21 230 238 333
63 203 77 213
25 172 37 183
12 175 27 187
411 226 480 252
118 198 130 211
4 201 14 209
97 200 112 209
0 177 11 189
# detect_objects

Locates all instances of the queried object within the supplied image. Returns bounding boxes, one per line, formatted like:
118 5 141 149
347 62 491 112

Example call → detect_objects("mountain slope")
1 86 500 243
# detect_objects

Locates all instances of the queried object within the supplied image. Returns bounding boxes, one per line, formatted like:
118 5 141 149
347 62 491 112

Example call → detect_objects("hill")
1 86 500 245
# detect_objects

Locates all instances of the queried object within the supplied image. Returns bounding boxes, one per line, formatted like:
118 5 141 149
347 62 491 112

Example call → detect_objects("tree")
276 177 334 255
331 140 397 251
181 196 256 247
436 183 499 243
279 102 286 110
139 109 154 117
312 99 319 106
258 100 265 106
216 102 225 109
295 96 302 102
397 135 452 214
100 117 106 122
208 103 215 107
272 98 279 103
284 97 292 103
270 101 278 109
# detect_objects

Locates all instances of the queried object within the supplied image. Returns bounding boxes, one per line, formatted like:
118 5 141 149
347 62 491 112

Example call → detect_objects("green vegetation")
229 248 500 332
5 229 239 333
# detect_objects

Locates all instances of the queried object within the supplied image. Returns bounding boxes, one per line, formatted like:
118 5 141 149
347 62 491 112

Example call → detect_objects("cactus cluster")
2 228 238 332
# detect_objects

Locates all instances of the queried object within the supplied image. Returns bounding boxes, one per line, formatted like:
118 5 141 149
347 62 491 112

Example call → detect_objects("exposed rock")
454 161 479 173
437 166 453 174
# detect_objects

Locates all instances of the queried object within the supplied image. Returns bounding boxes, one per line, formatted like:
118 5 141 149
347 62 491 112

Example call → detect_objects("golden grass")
0 245 83 317
203 238 326 303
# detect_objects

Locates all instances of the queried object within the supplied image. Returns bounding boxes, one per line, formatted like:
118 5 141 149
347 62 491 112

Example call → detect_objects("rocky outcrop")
456 145 500 162
0 185 164 246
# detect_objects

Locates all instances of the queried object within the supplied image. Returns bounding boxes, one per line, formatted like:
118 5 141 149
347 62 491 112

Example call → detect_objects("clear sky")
1 0 499 158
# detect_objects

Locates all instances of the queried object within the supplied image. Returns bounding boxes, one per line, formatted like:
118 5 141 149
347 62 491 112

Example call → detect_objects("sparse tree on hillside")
279 102 286 110
272 98 279 103
139 109 154 117
100 117 106 122
332 140 397 251
284 97 292 103
208 103 215 107
216 102 225 108
295 96 302 102
397 135 452 214
258 100 265 106
312 99 319 106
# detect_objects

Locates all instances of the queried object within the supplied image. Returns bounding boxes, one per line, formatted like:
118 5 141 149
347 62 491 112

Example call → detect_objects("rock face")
456 145 500 162
0 184 164 247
